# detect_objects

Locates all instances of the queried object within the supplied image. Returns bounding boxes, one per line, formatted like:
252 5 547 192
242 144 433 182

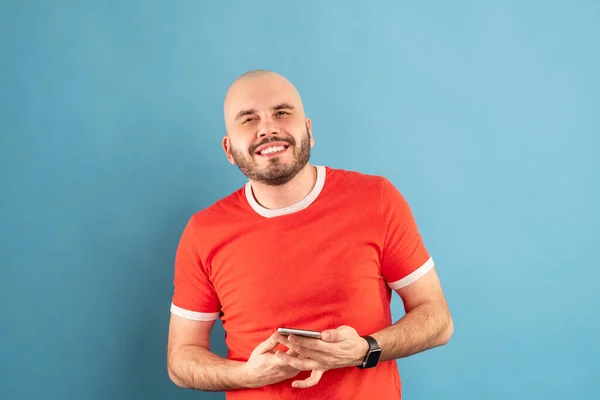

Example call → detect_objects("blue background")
1 1 598 399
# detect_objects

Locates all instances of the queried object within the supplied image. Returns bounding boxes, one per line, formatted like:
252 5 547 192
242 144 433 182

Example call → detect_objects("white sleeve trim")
387 257 435 290
170 303 220 321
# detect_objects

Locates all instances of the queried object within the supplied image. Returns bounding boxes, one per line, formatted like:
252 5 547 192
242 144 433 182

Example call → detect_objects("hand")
275 325 369 373
240 331 303 388
273 332 325 389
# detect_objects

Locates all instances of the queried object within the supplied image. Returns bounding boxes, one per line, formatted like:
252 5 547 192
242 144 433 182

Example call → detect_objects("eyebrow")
272 102 295 111
235 103 295 121
235 109 256 121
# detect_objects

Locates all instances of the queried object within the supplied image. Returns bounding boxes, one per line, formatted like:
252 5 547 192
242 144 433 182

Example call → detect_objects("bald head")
223 70 306 131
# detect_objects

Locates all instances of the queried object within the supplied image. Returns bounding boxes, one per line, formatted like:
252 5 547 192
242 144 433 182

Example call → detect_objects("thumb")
320 329 339 342
254 332 279 354
321 325 355 342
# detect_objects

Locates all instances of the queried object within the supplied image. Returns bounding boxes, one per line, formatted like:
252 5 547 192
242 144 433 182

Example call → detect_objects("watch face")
367 348 382 367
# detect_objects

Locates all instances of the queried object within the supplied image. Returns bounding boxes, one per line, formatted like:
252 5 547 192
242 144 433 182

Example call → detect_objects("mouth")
255 143 290 157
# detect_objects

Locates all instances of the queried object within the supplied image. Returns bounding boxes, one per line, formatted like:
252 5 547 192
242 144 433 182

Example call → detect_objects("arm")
166 314 250 391
167 314 310 391
167 217 256 391
370 177 453 360
276 268 453 370
371 266 453 361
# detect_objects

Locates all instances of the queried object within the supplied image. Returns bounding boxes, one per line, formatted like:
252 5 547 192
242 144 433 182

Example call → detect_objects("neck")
249 164 317 210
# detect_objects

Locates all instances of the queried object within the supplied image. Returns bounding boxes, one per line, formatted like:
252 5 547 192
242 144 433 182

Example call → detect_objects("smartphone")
277 327 322 339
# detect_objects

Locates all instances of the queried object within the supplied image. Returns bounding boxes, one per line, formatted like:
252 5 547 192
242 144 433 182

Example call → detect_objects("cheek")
282 119 303 132
229 137 252 154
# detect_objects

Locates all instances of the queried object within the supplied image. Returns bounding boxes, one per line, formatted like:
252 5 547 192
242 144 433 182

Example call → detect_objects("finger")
275 332 289 346
254 332 280 354
272 350 295 368
286 344 331 364
292 369 324 389
276 351 321 371
287 335 329 351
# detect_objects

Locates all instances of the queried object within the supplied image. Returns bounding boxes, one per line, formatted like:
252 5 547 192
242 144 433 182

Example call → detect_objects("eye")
242 117 255 124
276 111 290 116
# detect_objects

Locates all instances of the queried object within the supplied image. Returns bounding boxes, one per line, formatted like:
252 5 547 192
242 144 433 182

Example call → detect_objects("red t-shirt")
171 166 434 399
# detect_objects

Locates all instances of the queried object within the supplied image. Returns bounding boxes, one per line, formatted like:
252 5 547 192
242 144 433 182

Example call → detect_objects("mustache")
250 137 294 153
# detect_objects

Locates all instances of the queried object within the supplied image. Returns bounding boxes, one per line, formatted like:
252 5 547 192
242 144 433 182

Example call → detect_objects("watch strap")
357 335 381 369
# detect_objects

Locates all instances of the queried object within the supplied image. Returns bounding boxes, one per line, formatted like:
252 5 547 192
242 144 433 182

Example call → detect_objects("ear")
222 136 236 165
306 118 315 147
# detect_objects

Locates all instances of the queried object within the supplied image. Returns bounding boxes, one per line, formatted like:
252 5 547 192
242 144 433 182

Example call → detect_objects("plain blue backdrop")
1 1 598 399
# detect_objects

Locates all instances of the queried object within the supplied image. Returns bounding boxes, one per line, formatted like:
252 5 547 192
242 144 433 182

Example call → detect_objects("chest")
205 212 384 322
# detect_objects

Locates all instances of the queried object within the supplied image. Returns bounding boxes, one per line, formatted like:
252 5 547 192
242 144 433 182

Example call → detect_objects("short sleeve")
380 178 434 290
170 216 221 321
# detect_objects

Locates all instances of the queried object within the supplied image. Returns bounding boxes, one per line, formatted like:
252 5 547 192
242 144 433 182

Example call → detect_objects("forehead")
224 74 303 121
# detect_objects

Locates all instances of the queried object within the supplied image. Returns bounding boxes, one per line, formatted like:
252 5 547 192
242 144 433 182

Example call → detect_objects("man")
166 70 453 399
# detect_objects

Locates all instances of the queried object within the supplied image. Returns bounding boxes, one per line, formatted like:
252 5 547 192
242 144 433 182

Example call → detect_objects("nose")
256 116 281 138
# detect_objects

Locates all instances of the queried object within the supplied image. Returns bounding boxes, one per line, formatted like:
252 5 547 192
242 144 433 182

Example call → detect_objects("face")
222 73 314 186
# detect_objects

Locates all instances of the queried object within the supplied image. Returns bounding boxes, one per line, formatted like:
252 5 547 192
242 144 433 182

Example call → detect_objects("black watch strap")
357 335 381 369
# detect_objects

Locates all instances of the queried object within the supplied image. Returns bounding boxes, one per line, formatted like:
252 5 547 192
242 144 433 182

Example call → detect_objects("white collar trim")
245 165 326 218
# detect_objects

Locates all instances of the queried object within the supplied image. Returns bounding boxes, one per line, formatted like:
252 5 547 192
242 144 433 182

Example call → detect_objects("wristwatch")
357 335 381 369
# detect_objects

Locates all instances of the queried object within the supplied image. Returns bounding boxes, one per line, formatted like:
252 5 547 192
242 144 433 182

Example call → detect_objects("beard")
230 126 311 186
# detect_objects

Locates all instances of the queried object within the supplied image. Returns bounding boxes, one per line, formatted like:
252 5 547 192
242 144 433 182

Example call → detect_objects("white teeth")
260 145 286 155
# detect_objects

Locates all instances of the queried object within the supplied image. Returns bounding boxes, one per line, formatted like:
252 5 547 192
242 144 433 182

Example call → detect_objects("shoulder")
185 185 249 230
324 165 395 194
323 166 410 216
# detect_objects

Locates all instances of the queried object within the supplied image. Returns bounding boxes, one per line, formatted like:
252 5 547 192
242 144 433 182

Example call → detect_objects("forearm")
371 301 453 362
168 345 249 392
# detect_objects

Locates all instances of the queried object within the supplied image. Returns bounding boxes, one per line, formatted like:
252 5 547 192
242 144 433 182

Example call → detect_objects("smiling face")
222 71 314 186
